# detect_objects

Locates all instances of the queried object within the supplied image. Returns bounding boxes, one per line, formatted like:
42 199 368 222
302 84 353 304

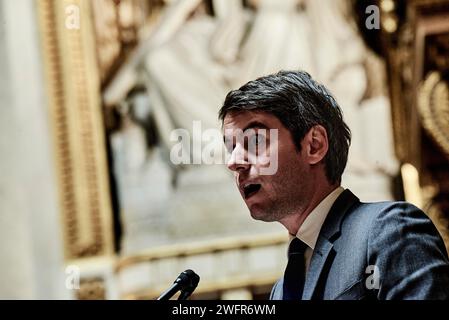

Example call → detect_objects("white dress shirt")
288 186 345 273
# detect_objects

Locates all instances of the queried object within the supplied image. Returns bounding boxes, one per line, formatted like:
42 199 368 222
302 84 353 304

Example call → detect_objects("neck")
279 182 340 236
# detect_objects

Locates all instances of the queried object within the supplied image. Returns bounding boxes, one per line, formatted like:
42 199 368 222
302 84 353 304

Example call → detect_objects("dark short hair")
219 70 351 184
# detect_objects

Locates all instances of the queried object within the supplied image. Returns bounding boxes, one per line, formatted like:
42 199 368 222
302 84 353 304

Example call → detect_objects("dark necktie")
283 237 308 300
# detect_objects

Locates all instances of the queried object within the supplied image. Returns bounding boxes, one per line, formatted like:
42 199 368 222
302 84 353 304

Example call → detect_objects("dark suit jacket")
270 189 449 300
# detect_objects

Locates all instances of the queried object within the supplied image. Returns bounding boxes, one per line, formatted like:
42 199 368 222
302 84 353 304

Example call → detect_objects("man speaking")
219 70 449 300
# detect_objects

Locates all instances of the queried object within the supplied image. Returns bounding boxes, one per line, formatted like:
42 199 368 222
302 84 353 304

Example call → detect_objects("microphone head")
174 269 200 292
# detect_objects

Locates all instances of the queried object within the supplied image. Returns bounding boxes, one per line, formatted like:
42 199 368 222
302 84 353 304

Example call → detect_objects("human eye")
250 133 261 146
247 132 267 155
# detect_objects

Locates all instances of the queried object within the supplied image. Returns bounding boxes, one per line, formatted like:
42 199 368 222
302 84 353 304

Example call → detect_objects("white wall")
0 0 70 299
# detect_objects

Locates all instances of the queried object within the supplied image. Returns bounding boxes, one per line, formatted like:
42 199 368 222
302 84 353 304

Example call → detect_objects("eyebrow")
223 121 270 144
242 121 270 132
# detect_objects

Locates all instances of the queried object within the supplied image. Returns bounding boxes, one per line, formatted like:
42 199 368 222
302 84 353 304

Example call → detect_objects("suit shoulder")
343 200 434 240
354 200 428 223
359 200 447 259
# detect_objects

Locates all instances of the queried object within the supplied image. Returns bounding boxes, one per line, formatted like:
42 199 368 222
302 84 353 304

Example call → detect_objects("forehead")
223 111 282 131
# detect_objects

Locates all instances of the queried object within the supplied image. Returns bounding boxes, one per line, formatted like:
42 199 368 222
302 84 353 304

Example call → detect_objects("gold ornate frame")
37 0 114 261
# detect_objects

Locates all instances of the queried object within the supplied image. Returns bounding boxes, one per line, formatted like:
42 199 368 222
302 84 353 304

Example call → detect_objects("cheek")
252 153 271 166
276 149 305 182
275 144 297 167
252 141 279 167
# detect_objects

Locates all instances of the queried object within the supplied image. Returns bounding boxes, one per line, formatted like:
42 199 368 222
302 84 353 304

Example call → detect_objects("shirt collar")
290 186 345 250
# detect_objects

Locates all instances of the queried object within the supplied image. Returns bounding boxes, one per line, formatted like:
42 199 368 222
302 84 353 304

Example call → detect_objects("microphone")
157 269 200 300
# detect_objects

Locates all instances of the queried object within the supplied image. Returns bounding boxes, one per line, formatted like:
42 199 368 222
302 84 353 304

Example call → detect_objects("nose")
227 144 250 172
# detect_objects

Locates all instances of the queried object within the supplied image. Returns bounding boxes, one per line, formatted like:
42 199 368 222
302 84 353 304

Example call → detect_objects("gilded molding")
37 0 114 260
418 71 449 159
76 278 107 300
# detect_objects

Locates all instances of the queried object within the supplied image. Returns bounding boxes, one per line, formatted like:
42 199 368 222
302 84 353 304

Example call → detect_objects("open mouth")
243 183 262 199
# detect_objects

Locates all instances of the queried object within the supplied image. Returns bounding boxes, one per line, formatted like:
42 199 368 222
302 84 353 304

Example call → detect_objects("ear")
303 125 328 165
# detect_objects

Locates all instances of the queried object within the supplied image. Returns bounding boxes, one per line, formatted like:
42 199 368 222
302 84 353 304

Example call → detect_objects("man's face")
223 111 313 222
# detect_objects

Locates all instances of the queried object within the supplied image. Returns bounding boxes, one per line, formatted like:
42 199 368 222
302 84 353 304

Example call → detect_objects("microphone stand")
157 283 183 301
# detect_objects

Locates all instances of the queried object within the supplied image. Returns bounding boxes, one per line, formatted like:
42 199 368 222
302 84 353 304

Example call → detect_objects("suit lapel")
302 189 359 300
302 236 333 300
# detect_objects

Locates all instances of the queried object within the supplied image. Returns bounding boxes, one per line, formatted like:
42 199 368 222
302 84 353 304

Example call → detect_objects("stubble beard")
250 192 302 223
249 162 307 223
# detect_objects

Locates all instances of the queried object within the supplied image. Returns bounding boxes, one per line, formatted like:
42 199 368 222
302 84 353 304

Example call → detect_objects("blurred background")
0 0 448 299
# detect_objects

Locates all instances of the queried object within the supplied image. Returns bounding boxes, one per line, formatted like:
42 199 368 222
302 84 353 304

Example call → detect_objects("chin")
249 207 276 222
